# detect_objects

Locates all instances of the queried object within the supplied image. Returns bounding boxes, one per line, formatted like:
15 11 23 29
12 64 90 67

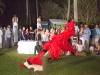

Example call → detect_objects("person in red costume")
20 20 76 67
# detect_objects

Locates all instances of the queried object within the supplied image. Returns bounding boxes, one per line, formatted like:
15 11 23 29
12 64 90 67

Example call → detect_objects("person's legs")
30 35 34 40
6 38 9 48
0 43 2 48
9 38 11 48
84 39 90 52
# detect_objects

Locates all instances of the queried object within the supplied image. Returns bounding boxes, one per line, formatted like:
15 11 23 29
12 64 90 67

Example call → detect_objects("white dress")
13 22 18 42
77 44 84 52
0 29 3 48
37 18 41 29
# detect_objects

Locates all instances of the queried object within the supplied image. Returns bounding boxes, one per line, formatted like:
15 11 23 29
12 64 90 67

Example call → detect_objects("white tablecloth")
17 41 37 54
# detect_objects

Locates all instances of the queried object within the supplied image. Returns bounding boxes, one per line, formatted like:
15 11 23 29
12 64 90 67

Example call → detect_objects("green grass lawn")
0 47 100 75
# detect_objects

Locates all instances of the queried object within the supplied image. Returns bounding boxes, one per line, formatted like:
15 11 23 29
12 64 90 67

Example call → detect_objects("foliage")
0 47 100 75
77 0 100 25
40 0 62 21
0 0 5 14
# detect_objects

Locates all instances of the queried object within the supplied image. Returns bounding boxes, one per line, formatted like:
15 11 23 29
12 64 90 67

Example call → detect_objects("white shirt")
77 44 84 52
37 18 41 28
75 26 79 34
89 46 94 51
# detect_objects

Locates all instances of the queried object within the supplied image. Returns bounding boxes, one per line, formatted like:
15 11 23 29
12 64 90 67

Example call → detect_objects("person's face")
36 42 39 46
79 40 82 44
30 27 32 30
81 27 84 30
14 15 16 17
4 27 6 30
7 27 10 30
26 28 28 31
39 16 41 19
23 27 25 30
80 24 83 27
46 29 49 32
95 24 99 28
84 25 88 28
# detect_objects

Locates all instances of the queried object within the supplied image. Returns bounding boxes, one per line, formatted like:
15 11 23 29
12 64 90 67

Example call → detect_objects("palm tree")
36 0 38 19
40 1 59 21
67 0 70 22
0 0 5 14
74 0 78 22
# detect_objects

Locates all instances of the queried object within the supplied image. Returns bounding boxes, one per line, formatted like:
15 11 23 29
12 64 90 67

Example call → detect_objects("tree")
67 0 70 21
0 0 5 14
40 1 60 21
78 0 100 24
74 0 78 22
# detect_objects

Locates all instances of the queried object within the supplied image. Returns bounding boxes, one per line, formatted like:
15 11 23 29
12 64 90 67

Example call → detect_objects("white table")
17 41 37 54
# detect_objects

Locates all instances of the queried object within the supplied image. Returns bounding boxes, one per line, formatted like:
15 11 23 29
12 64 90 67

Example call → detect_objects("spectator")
61 26 66 33
34 41 42 55
79 27 85 45
22 27 26 40
5 27 11 48
56 25 61 34
45 28 50 42
71 34 78 47
2 27 6 46
75 39 85 56
29 26 34 40
26 28 29 40
89 44 95 53
74 22 79 35
0 26 3 48
50 28 55 40
18 26 22 41
92 24 100 45
83 24 91 52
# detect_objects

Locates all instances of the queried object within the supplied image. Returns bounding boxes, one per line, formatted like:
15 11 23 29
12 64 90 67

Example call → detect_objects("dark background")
0 0 62 28
0 0 100 28
0 0 38 28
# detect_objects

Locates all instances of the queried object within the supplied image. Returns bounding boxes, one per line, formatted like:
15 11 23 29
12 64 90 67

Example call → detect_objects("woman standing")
0 26 3 48
21 27 26 40
2 27 6 46
5 27 11 48
26 28 29 40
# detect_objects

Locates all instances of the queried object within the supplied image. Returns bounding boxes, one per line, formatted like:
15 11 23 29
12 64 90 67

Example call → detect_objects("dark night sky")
0 0 37 27
0 0 66 27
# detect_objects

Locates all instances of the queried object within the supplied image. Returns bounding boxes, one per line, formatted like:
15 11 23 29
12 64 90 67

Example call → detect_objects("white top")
75 26 79 34
37 18 41 28
77 44 84 52
89 46 94 51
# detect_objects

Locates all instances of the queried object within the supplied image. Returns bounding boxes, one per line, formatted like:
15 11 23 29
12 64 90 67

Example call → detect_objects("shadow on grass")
0 53 5 56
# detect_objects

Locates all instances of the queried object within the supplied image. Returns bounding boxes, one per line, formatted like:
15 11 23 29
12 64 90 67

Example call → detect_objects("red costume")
20 20 76 67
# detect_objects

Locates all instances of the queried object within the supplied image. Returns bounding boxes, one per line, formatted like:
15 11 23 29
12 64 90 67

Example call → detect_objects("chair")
24 51 50 75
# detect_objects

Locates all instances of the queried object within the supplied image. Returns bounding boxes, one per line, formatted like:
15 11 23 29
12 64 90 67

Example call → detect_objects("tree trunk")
67 0 70 22
74 0 78 22
36 0 39 18
26 0 28 24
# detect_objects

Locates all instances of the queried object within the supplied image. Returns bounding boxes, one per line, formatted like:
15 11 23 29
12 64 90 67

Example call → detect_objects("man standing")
12 15 18 44
92 24 100 45
29 26 34 40
34 42 42 55
83 24 91 52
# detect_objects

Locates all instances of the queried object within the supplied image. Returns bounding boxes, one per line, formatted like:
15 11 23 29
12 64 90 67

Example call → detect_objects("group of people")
33 22 100 56
71 23 100 56
0 15 18 49
0 14 100 56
